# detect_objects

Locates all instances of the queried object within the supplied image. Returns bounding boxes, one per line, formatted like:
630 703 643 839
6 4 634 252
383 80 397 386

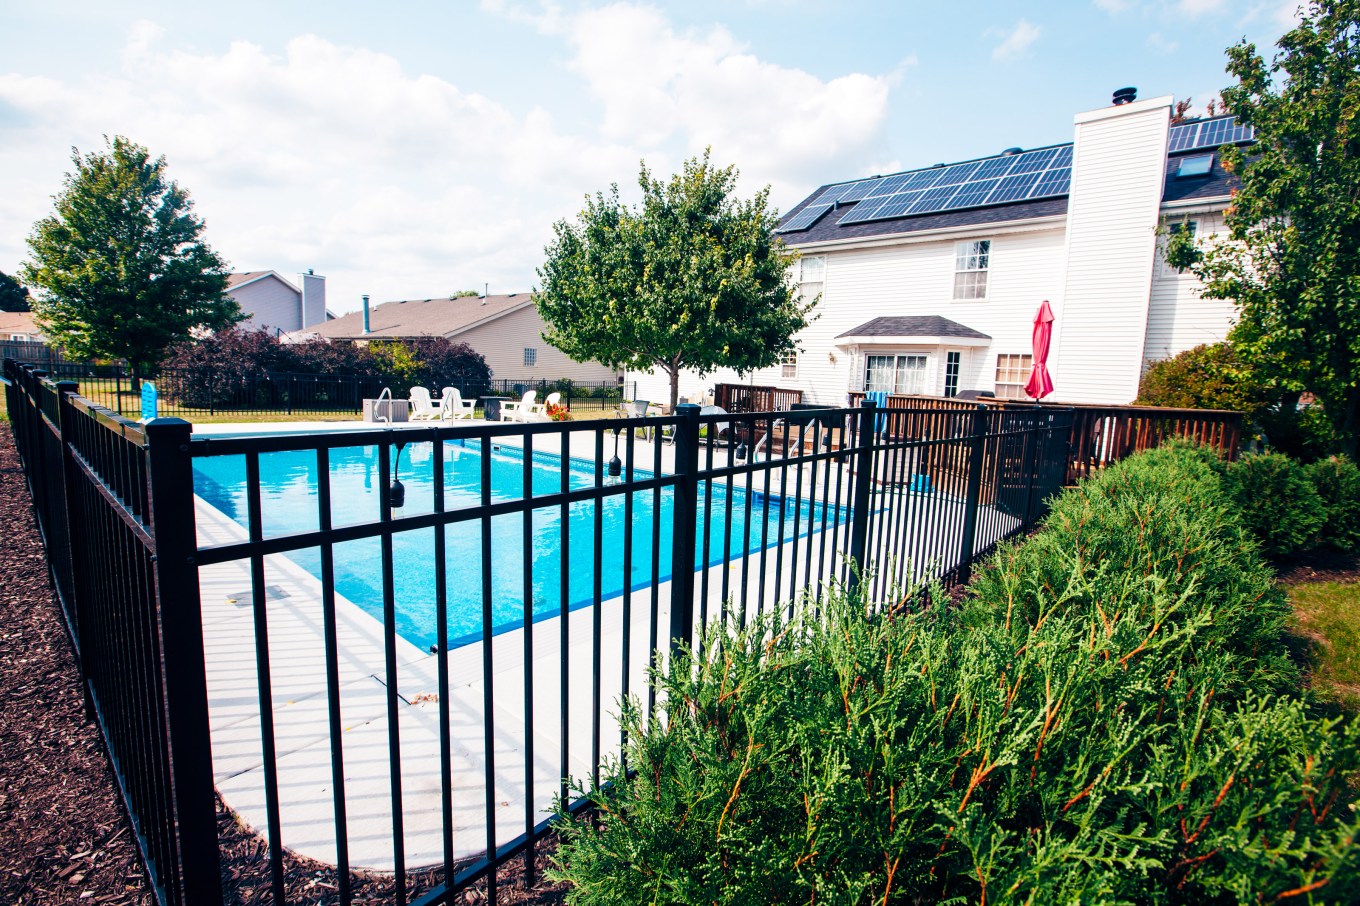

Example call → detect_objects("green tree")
21 136 242 385
536 151 815 410
0 271 30 313
1166 0 1360 456
1136 342 1275 415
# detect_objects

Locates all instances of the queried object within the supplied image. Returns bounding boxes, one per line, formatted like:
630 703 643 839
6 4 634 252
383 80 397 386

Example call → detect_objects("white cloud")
1177 0 1229 15
991 20 1041 62
1093 0 1136 12
2 7 896 311
1147 31 1179 54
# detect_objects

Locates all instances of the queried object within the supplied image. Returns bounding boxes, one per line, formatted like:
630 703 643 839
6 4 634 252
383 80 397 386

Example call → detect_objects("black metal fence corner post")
668 404 702 655
956 403 990 586
142 418 224 906
847 399 877 596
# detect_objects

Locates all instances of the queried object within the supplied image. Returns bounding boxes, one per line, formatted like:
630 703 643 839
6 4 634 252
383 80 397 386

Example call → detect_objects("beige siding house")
298 293 621 384
0 311 43 342
631 92 1248 408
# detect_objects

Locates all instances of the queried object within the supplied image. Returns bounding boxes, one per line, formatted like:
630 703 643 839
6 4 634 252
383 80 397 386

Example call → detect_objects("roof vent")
1002 147 1023 156
931 162 945 169
1113 86 1137 106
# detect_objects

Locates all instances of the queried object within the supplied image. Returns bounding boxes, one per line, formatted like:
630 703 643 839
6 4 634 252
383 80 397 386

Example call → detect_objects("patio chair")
530 391 562 421
409 386 440 420
439 387 476 420
499 389 538 422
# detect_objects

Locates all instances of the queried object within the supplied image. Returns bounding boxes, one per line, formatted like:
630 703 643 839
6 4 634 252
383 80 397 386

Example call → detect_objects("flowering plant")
547 402 571 421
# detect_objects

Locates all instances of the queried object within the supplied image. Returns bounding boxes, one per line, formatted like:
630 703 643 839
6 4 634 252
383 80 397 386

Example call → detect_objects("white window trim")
523 347 537 367
864 351 932 396
953 239 991 301
780 349 798 380
994 353 1033 400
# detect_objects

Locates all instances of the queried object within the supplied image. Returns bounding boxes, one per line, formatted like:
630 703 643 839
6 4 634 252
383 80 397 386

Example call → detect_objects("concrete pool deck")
192 418 1007 872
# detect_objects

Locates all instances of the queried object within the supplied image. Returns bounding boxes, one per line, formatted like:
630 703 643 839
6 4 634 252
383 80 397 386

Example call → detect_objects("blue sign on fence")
140 382 159 421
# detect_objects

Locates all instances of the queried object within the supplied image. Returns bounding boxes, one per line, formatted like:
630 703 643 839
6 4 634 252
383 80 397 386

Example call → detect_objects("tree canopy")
535 151 815 409
21 136 242 381
1166 0 1360 455
0 271 30 313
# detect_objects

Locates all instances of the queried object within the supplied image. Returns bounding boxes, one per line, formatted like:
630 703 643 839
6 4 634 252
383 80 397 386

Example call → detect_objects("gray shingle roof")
782 196 1069 246
304 293 535 340
1161 149 1241 204
836 316 991 340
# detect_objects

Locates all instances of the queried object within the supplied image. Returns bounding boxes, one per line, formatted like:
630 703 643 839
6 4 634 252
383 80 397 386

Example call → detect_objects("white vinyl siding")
456 304 620 383
1144 212 1237 362
229 275 303 333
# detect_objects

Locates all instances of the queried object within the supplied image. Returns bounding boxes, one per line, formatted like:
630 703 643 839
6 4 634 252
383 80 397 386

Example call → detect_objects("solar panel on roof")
910 183 962 214
871 191 924 220
777 203 833 232
837 194 892 224
987 171 1041 204
1167 117 1255 154
1168 123 1199 152
1007 148 1058 175
972 156 1016 181
867 174 912 197
1031 167 1072 197
902 169 943 191
934 162 981 186
1051 145 1073 167
813 184 853 204
839 181 878 202
945 178 1001 210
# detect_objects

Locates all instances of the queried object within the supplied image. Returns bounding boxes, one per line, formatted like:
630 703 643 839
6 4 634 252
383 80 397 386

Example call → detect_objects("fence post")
847 399 877 595
142 418 224 905
53 379 98 721
956 403 990 585
668 404 702 654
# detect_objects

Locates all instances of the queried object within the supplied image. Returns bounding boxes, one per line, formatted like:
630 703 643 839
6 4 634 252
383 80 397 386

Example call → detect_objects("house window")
954 240 990 299
1159 220 1198 277
865 354 928 396
798 255 826 284
523 347 537 367
944 351 962 398
781 350 798 379
994 353 1033 400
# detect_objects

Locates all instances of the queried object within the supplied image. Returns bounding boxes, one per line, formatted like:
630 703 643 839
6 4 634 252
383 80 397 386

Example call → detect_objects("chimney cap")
1113 86 1137 105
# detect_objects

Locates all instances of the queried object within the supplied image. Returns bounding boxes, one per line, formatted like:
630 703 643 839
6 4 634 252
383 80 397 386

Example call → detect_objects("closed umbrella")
1024 300 1055 400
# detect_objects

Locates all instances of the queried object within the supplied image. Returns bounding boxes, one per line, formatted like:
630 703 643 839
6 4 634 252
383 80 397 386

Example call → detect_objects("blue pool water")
193 441 840 650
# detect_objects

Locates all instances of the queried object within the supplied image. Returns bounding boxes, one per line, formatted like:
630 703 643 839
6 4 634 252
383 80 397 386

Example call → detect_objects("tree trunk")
129 364 142 395
667 366 680 413
1340 387 1360 461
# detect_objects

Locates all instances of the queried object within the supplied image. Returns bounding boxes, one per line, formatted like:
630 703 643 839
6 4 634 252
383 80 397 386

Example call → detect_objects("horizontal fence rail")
849 391 1243 482
6 356 1073 905
27 364 630 419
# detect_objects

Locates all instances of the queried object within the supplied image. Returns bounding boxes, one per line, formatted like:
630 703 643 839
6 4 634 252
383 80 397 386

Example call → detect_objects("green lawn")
1288 580 1360 712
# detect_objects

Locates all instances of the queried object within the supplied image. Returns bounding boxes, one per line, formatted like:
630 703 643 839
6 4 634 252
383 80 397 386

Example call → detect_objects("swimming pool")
193 441 841 650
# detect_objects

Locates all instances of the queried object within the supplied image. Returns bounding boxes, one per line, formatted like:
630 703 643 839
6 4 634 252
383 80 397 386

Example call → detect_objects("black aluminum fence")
27 364 630 418
5 358 1072 906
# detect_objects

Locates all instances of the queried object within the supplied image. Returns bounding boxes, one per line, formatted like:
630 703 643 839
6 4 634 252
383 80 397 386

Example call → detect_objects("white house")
300 292 623 384
628 91 1245 408
227 270 329 335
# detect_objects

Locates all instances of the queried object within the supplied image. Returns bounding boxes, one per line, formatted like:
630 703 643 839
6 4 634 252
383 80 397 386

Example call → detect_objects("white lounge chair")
439 387 476 420
499 390 538 422
530 391 562 421
409 386 440 420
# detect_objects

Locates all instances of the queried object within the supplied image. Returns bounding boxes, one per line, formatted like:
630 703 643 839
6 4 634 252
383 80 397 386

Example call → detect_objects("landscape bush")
1221 452 1328 557
1304 456 1360 552
550 443 1359 904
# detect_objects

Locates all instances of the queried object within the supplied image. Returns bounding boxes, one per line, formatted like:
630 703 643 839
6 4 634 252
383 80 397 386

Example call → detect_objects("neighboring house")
630 91 1245 407
300 292 622 384
227 270 330 335
0 311 43 342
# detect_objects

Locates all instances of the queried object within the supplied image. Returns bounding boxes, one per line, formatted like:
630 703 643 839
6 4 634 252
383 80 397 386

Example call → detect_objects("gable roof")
779 114 1250 245
303 293 537 340
836 316 991 341
0 311 40 335
227 271 300 293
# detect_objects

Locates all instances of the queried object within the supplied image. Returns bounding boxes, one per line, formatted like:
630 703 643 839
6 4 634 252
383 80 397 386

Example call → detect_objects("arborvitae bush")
1222 453 1327 557
1304 456 1360 552
551 443 1359 904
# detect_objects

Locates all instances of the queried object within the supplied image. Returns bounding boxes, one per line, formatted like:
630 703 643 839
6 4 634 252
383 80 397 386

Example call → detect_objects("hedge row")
551 442 1360 904
1223 453 1360 556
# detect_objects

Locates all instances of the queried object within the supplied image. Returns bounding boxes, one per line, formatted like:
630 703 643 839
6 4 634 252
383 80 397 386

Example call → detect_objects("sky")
0 0 1302 316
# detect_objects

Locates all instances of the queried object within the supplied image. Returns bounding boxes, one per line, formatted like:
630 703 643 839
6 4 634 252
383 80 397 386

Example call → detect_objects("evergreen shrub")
1304 456 1360 552
1221 453 1327 557
550 444 1359 904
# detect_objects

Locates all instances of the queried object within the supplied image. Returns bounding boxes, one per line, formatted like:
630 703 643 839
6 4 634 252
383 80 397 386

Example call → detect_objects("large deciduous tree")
1166 0 1360 456
535 151 815 410
21 136 242 385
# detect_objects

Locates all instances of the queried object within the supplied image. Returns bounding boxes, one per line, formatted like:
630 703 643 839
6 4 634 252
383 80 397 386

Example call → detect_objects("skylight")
1176 154 1214 178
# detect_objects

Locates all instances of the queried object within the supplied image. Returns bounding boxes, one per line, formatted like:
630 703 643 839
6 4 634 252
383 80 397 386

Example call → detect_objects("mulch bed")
0 428 153 904
1273 547 1360 586
0 425 569 905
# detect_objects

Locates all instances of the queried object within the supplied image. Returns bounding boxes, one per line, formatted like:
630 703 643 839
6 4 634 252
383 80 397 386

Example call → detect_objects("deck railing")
6 357 1072 906
849 392 1243 483
712 381 804 413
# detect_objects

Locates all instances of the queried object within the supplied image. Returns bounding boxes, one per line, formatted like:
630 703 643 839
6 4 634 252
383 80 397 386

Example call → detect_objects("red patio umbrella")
1024 300 1055 400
